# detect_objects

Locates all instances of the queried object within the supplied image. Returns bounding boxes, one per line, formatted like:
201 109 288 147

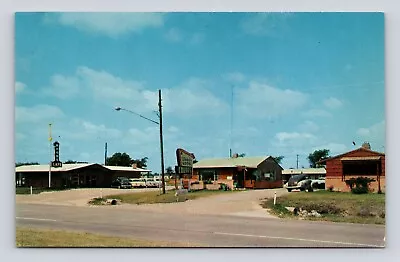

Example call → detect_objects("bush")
351 187 369 194
346 177 375 194
327 185 334 192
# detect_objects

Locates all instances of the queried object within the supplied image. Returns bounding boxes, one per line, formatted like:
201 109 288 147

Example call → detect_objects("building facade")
318 145 385 192
192 156 283 190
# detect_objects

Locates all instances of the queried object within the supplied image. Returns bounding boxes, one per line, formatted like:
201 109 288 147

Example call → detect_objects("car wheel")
300 187 305 191
287 189 292 192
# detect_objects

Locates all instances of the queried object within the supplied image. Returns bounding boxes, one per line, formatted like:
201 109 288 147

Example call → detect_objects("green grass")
98 189 236 205
261 190 385 224
16 227 204 247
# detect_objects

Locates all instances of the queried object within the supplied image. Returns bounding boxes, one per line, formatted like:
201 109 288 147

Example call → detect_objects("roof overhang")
340 156 381 161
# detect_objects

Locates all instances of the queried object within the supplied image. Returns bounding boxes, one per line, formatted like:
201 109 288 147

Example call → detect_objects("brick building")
15 163 151 188
318 143 385 192
192 155 283 190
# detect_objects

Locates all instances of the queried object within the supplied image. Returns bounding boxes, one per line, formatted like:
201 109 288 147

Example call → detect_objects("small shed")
318 143 385 192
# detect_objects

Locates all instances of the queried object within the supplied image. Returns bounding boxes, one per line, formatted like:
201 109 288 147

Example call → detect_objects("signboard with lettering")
176 148 195 175
51 141 62 168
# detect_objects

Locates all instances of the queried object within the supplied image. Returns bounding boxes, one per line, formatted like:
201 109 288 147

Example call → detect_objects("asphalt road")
16 203 386 248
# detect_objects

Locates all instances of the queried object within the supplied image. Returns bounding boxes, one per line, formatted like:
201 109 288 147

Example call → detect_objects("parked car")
111 177 132 189
311 177 326 189
129 178 147 188
285 174 312 192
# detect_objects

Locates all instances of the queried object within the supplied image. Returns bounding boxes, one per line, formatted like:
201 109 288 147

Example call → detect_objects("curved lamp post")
115 90 166 194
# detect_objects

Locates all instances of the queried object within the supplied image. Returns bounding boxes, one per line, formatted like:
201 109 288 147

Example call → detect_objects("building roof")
104 165 151 172
282 168 326 175
193 156 279 169
317 147 385 164
340 156 382 161
15 163 100 173
16 163 152 173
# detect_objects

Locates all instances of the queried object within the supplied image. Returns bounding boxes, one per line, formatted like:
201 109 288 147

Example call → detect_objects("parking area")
15 186 175 206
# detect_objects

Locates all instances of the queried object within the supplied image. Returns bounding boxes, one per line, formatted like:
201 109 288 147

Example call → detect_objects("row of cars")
284 174 326 192
111 176 164 189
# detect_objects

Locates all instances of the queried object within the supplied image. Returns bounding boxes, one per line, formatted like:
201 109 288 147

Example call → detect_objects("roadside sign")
175 148 195 175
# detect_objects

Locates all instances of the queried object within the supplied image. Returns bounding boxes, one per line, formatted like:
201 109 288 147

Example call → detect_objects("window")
343 162 379 175
199 169 218 181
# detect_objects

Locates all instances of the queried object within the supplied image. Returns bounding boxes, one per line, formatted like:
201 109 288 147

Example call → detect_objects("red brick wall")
326 176 385 192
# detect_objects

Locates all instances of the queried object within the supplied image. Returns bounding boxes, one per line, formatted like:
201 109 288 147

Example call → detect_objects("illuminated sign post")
51 141 63 168
175 148 195 190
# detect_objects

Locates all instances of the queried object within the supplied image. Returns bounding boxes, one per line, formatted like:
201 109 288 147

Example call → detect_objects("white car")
129 178 147 188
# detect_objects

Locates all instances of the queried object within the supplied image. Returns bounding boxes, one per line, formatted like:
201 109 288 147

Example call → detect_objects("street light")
114 90 166 194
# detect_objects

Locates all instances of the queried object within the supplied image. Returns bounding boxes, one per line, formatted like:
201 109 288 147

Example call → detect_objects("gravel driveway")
16 187 288 218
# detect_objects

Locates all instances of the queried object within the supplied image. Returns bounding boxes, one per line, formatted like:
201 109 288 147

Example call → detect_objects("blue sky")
15 12 385 172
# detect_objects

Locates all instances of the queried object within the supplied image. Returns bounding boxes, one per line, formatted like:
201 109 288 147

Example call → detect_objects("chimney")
362 142 371 150
132 163 138 169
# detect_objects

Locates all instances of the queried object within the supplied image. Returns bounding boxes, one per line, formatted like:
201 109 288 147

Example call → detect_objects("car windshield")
288 175 306 183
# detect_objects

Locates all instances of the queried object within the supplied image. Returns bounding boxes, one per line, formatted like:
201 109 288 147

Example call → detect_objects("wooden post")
377 162 381 193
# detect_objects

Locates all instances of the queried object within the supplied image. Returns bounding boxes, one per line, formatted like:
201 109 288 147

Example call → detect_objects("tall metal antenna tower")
229 84 234 158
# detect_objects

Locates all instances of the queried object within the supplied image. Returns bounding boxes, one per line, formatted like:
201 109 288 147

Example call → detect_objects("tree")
132 157 148 168
308 149 330 168
15 162 39 167
64 160 77 164
166 166 174 178
273 156 284 164
238 153 246 157
106 152 133 167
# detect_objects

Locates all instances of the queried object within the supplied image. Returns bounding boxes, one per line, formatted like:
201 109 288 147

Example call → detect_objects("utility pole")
48 123 52 188
158 89 166 194
296 154 299 169
104 142 108 165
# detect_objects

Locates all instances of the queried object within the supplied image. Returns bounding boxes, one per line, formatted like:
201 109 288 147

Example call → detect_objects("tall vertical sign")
51 141 62 168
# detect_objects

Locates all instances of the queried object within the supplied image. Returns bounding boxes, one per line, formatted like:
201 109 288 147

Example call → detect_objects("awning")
341 156 381 161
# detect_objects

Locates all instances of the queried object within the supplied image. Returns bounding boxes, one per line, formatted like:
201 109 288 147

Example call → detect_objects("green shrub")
327 185 334 192
346 177 375 194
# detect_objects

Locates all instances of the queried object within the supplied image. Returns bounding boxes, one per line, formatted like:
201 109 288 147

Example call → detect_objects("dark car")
111 177 132 189
285 174 312 192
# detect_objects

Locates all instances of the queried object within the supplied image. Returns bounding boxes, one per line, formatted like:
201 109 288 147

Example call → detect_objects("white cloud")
15 82 26 93
299 120 319 133
357 120 385 148
16 104 64 123
67 119 122 140
161 78 228 116
345 64 353 71
312 143 348 155
42 74 80 99
302 109 332 118
236 81 307 118
223 72 246 83
240 13 293 36
168 126 180 133
190 33 205 44
164 28 183 42
324 97 343 109
50 13 165 37
276 132 316 143
40 67 227 117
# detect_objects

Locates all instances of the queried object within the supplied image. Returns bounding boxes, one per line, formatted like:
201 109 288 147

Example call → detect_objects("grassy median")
16 227 203 247
94 189 236 205
261 190 385 225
